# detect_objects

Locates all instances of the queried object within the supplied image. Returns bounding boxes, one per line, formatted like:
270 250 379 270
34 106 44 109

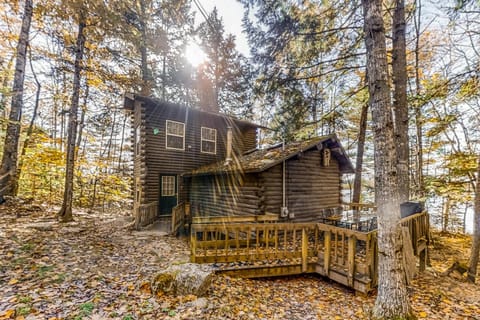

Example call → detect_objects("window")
161 176 176 196
201 127 217 154
135 126 141 155
166 120 185 150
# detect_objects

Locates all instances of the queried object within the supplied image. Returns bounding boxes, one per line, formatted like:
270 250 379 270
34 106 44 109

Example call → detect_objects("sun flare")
185 41 207 67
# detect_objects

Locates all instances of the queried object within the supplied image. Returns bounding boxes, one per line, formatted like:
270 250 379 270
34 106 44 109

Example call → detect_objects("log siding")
285 150 341 221
189 147 343 221
125 95 351 227
126 96 258 210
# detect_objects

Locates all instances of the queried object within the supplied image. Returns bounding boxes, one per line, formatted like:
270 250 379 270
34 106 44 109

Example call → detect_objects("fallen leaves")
0 310 15 320
0 203 479 319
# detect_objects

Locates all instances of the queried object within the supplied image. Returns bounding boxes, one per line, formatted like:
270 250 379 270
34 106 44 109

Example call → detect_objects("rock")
26 222 55 231
151 263 214 296
190 297 208 308
443 260 469 279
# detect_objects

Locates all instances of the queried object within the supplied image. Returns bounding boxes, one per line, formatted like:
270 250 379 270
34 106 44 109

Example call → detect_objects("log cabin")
124 94 260 227
184 135 354 222
124 94 354 228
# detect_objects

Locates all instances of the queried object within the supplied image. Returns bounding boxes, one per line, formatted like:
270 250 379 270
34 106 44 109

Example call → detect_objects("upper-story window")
135 125 141 156
201 127 217 154
166 120 185 150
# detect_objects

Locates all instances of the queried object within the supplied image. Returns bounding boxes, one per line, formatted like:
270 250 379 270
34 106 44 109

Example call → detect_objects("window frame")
161 176 176 196
135 125 141 156
165 120 185 151
200 126 217 154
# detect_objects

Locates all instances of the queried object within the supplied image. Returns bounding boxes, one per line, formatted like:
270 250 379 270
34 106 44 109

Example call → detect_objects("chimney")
225 126 233 165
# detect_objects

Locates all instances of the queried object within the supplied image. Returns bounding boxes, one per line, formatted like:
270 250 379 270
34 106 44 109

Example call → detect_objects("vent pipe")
225 126 233 164
280 139 290 218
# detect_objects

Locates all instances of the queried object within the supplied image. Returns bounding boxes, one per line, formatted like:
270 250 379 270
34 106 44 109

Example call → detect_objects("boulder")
151 263 214 296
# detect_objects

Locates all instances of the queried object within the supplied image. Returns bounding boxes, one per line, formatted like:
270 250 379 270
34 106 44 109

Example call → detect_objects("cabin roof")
185 134 354 176
124 93 263 129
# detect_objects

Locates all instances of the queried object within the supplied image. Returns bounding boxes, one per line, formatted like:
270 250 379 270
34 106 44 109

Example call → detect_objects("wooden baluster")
293 229 297 253
190 225 196 263
302 228 308 272
347 235 356 287
246 226 251 262
334 231 338 264
264 226 269 256
324 231 331 276
235 228 240 259
274 226 278 257
256 228 260 260
214 229 218 259
224 226 229 260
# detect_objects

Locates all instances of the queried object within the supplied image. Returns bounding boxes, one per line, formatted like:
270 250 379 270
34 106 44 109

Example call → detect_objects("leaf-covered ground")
0 201 479 319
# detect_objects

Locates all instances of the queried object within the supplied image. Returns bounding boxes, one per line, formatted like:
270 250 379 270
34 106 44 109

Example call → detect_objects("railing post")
347 235 356 287
302 228 308 272
324 231 331 276
371 233 378 287
190 225 196 263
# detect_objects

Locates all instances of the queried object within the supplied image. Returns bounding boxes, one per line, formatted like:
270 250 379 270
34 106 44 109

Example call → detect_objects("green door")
159 174 177 216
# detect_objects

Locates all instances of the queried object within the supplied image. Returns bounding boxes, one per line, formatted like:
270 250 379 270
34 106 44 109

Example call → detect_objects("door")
159 174 177 216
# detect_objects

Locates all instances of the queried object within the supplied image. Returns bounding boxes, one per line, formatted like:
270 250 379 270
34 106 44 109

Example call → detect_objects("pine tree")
240 0 364 137
196 8 252 117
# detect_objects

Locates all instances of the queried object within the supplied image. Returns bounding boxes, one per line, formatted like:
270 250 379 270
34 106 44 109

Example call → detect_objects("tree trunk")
139 0 152 95
352 103 368 220
392 0 409 203
162 54 167 100
0 56 14 121
442 196 451 233
0 0 32 203
414 0 425 199
76 84 88 159
58 16 86 222
363 0 414 318
468 155 480 283
15 45 41 196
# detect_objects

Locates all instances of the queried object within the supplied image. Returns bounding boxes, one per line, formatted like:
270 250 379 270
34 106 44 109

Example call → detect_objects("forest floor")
0 200 479 320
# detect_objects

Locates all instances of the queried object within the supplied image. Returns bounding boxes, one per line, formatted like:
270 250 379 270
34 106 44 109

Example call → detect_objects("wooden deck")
189 211 429 294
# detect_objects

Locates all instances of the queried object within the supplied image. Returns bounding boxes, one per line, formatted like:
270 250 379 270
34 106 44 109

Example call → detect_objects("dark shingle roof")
124 93 264 129
186 134 354 176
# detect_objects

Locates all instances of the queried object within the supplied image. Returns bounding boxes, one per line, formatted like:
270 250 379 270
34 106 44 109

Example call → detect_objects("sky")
193 0 250 56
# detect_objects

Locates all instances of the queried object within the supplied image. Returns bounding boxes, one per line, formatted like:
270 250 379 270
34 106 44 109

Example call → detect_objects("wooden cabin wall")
189 174 261 217
287 149 341 222
260 149 342 221
141 101 257 204
260 165 282 215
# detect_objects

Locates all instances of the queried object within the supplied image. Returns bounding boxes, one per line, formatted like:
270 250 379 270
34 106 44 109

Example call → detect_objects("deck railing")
342 202 377 212
171 202 190 235
400 211 430 270
135 201 158 229
191 222 379 292
191 222 320 276
190 211 429 293
315 224 378 292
